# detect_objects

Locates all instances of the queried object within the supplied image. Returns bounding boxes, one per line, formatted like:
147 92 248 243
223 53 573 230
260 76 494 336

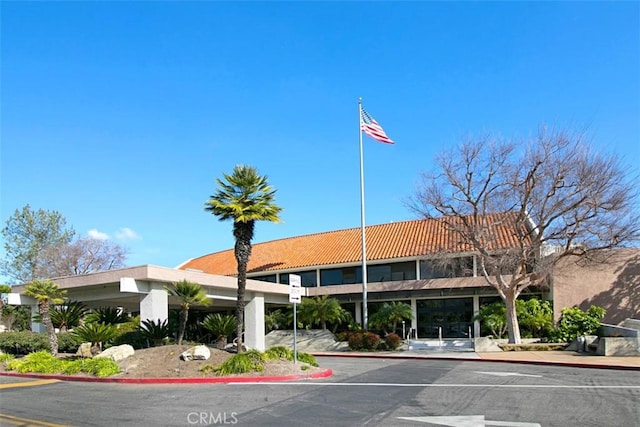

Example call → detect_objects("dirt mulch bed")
0 345 325 379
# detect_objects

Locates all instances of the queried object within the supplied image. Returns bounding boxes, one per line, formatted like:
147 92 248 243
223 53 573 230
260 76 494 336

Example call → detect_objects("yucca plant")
202 313 236 350
72 322 119 355
139 319 171 346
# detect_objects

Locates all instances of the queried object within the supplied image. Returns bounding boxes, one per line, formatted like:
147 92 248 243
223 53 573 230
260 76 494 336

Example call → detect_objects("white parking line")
230 382 640 389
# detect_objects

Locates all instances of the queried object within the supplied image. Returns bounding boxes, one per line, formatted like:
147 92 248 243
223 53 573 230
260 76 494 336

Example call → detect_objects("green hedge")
0 331 81 355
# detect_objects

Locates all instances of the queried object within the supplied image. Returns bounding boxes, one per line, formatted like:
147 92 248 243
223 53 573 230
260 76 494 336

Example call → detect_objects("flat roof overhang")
9 265 296 310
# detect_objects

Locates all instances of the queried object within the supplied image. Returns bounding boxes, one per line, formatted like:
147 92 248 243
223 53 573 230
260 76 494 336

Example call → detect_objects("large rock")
180 345 211 361
76 342 94 358
95 344 135 362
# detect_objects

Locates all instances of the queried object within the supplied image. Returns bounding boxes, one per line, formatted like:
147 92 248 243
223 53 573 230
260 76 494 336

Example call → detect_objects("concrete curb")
0 368 333 384
311 352 640 371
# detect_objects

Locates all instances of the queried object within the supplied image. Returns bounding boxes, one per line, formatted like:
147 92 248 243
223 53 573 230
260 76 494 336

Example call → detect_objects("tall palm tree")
24 279 67 355
166 279 209 345
205 165 282 352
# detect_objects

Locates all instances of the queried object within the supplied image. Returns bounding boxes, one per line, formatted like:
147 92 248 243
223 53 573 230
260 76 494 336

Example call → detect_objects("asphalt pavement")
311 349 640 370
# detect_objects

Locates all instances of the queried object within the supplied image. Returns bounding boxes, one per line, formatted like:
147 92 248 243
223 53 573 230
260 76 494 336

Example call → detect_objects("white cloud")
88 229 110 240
115 227 142 241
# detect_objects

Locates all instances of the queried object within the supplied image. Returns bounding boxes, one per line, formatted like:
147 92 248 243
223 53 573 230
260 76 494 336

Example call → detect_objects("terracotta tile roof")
180 212 526 276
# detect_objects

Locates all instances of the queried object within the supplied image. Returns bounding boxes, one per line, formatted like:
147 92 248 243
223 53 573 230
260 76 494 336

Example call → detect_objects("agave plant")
72 322 119 355
139 319 171 346
202 313 236 350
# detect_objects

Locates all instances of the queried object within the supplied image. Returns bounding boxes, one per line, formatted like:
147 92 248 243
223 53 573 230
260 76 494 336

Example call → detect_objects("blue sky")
1 1 639 278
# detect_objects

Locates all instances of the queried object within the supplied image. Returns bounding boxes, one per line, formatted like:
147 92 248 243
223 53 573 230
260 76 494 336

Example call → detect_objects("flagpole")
358 97 369 331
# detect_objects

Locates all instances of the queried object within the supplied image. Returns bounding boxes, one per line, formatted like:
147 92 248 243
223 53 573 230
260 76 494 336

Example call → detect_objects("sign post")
289 274 302 364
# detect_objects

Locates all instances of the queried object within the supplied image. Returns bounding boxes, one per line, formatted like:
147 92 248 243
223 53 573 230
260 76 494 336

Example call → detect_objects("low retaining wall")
600 324 639 338
596 337 640 356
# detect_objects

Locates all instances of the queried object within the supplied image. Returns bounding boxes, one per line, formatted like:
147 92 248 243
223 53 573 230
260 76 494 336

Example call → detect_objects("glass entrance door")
416 298 473 338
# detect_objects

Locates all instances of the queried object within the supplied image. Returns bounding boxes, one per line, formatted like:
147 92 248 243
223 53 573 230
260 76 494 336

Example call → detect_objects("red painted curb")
0 368 333 384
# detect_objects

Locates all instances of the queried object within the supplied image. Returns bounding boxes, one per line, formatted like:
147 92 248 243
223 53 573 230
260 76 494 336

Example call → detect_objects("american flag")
360 107 394 144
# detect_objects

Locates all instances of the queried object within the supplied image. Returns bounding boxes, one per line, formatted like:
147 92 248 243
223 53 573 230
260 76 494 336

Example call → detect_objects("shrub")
264 346 293 361
199 364 217 376
384 333 401 351
347 331 381 351
6 351 61 374
473 301 507 338
72 323 119 353
295 351 318 367
139 319 171 346
215 351 265 375
79 358 120 377
517 299 554 339
0 331 82 355
0 331 49 354
335 331 351 342
6 352 120 377
362 332 381 350
57 332 82 353
0 353 15 363
550 305 606 343
112 330 148 349
347 331 364 350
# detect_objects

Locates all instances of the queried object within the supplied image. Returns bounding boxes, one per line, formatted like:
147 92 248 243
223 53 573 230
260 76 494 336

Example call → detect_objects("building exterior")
179 212 550 339
7 212 636 348
180 213 639 337
8 265 291 351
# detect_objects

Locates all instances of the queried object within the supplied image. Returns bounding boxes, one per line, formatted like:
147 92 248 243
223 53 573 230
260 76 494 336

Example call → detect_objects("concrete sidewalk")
312 350 640 370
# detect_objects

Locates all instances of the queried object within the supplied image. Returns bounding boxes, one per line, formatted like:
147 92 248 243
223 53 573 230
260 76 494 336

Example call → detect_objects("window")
279 271 317 287
250 274 277 283
320 262 417 286
320 267 362 286
420 257 474 279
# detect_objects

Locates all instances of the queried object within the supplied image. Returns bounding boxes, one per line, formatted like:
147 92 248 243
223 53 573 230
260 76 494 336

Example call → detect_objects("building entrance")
416 297 473 338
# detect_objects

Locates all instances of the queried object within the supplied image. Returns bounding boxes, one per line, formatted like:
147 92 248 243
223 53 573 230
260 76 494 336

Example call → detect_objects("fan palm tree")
24 279 67 355
298 295 348 330
205 165 282 352
369 302 413 335
166 280 210 344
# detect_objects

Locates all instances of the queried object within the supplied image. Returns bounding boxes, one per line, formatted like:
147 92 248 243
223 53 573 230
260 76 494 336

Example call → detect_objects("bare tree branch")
407 128 640 343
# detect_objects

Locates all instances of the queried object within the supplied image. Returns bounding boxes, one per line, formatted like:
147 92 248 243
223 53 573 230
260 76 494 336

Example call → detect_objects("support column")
354 301 362 324
411 299 418 339
473 294 481 338
30 305 45 333
140 287 168 323
245 292 265 351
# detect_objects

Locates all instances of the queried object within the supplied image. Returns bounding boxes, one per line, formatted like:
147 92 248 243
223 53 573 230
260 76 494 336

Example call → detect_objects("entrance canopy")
8 265 295 351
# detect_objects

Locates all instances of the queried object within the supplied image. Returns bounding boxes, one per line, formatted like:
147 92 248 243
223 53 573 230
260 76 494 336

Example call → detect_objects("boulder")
180 345 211 361
76 342 94 358
95 344 135 362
